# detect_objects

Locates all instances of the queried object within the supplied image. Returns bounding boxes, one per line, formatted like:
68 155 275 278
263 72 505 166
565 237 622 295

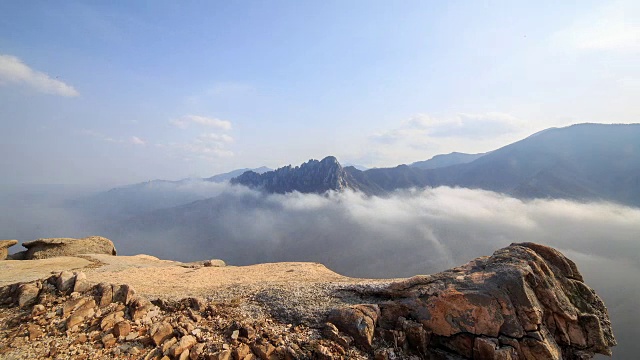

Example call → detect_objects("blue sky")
1 0 638 185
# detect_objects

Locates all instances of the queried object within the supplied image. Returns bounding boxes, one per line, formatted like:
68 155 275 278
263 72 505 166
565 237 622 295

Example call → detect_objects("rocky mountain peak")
231 156 358 194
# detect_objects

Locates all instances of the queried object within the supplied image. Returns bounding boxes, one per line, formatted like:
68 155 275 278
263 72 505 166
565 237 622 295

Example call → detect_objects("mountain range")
232 123 640 207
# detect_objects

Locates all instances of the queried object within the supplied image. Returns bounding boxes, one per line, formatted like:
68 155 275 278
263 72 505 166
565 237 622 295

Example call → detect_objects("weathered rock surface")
329 242 616 359
21 236 117 259
0 242 615 359
0 239 18 260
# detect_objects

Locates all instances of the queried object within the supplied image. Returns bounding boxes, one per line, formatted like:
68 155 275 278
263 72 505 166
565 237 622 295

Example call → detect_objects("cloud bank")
1 185 637 357
0 54 79 97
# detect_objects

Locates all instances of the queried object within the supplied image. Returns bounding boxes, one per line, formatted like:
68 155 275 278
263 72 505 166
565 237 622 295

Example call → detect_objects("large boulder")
0 240 18 260
329 242 616 359
22 236 117 260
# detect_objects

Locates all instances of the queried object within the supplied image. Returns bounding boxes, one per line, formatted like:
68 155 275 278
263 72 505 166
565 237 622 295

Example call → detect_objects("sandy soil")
0 254 399 301
0 257 91 286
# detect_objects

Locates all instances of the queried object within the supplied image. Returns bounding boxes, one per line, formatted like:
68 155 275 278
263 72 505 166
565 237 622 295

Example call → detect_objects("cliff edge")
0 242 614 359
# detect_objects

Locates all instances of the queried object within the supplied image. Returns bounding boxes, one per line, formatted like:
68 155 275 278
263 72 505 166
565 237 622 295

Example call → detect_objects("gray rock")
0 240 18 260
203 259 225 267
22 236 117 260
73 272 91 293
327 304 379 350
56 271 76 294
17 282 40 308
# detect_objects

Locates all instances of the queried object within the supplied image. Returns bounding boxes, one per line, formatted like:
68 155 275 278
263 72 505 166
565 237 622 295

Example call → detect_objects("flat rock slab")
0 253 395 300
0 257 91 286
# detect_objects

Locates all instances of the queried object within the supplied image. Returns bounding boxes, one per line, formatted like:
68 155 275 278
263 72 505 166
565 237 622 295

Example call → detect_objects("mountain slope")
204 166 271 183
410 151 486 169
230 123 640 206
429 123 640 205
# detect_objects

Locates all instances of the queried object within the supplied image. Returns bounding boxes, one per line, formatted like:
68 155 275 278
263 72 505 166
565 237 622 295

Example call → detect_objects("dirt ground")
0 254 399 300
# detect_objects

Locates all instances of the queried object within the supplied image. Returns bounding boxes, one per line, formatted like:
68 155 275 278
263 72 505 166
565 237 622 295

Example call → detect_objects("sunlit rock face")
330 242 616 359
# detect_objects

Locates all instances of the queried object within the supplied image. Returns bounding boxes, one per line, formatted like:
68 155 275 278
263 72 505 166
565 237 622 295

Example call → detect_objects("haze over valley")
2 1 639 358
2 123 640 357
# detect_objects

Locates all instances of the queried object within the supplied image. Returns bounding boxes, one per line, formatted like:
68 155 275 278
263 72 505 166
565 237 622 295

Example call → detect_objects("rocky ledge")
0 242 615 359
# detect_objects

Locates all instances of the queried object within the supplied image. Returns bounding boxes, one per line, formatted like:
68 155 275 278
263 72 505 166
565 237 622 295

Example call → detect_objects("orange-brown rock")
329 242 616 359
327 304 379 349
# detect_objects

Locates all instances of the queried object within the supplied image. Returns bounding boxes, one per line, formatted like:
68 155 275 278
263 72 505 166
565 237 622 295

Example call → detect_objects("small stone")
209 349 232 360
102 333 117 348
72 334 88 345
113 284 136 305
234 343 252 359
171 335 197 357
73 272 92 293
27 324 43 341
313 343 333 360
63 297 87 316
56 271 76 293
190 343 205 360
17 282 40 308
100 311 125 331
251 342 276 360
150 322 174 346
239 325 256 340
97 283 113 307
162 337 178 354
31 304 46 317
114 321 131 338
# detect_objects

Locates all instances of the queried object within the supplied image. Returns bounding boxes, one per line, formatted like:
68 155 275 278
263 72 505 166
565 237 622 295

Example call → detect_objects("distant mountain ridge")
231 156 361 193
204 166 271 183
410 151 486 169
231 123 640 207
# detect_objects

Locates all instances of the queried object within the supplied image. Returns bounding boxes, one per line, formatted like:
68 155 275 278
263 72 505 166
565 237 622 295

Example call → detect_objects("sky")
1 0 639 186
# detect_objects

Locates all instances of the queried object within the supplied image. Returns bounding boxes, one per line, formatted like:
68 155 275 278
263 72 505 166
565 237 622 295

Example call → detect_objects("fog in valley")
1 183 638 357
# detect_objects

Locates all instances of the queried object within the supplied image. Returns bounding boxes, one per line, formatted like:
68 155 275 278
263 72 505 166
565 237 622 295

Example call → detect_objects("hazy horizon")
1 183 638 357
2 1 639 357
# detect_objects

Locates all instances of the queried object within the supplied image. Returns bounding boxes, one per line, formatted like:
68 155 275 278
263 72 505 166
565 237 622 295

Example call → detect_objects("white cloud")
170 115 232 130
130 136 146 145
0 54 79 97
552 1 640 52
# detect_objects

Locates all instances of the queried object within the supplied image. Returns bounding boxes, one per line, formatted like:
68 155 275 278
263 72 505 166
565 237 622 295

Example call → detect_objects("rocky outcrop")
327 242 615 359
0 240 18 260
0 242 615 359
231 156 361 194
0 272 352 360
21 236 117 260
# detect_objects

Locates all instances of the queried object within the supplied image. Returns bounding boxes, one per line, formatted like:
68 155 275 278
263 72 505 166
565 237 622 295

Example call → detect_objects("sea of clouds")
2 184 638 357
